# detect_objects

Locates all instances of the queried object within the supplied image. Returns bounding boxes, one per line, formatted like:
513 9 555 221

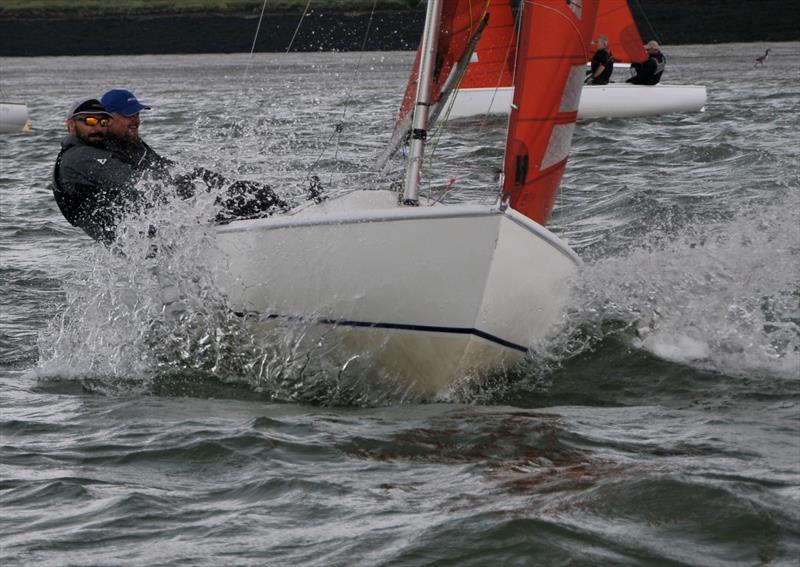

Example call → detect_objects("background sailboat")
449 0 707 120
205 0 599 397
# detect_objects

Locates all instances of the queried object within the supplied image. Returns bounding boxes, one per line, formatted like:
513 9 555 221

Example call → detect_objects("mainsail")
378 0 490 167
502 0 599 225
459 1 516 90
394 0 491 127
592 0 646 63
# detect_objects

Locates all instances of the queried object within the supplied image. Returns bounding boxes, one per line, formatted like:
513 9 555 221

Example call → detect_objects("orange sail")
592 0 646 63
463 0 645 91
459 1 516 90
503 0 599 225
395 0 491 127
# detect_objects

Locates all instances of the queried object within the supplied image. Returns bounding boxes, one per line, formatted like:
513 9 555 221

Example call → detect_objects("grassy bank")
0 0 421 17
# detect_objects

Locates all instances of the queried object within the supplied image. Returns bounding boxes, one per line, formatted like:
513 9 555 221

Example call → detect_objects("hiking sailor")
626 40 666 85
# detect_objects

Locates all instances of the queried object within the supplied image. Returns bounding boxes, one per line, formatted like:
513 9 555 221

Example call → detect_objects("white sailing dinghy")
0 102 30 134
448 0 706 120
207 0 599 396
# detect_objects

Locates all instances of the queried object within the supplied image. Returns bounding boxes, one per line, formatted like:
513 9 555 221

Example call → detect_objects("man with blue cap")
52 91 300 246
101 88 170 172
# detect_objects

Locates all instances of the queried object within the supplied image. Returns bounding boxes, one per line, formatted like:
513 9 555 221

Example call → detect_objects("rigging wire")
249 0 269 57
631 0 662 44
223 0 269 144
237 0 313 93
305 0 380 185
286 0 314 54
238 0 269 88
228 0 313 170
479 27 515 127
231 0 361 199
423 5 492 203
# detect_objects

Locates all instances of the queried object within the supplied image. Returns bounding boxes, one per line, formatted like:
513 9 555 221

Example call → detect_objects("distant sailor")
626 40 666 85
587 34 614 85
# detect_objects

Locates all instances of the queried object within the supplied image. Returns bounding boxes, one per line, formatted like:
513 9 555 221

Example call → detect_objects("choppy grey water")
1 44 799 566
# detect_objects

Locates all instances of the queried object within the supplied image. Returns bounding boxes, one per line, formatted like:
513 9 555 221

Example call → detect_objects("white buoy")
0 102 30 134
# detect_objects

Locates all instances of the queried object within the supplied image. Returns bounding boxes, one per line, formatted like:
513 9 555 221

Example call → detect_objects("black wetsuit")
627 52 666 85
51 135 144 244
589 48 614 85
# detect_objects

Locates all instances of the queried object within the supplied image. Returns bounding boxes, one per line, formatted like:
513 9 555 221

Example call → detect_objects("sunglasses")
76 116 110 127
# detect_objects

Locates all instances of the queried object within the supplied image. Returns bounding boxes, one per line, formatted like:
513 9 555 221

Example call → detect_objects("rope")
286 0 314 54
249 0 269 57
306 0 379 183
480 27 515 126
631 0 662 44
241 0 311 83
239 0 269 86
423 3 491 202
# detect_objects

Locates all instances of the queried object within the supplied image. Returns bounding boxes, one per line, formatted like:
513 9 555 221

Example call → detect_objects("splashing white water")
35 178 416 405
554 198 800 379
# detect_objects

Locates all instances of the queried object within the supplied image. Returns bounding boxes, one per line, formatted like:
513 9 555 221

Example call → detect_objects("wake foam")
545 199 799 380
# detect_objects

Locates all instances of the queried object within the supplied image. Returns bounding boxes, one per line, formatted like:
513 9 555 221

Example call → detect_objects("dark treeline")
0 1 797 57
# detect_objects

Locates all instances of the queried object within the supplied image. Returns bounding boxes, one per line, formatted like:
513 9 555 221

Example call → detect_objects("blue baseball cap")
100 89 152 117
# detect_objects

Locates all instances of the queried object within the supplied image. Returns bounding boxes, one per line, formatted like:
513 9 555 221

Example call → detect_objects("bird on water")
754 48 771 67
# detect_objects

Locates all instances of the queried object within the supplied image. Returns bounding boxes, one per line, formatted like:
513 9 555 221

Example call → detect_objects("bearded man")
51 97 143 244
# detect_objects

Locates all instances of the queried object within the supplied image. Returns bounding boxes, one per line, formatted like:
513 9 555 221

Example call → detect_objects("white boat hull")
207 191 579 396
448 83 707 119
0 103 30 134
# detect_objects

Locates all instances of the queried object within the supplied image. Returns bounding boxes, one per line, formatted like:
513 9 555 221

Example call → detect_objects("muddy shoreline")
1 2 797 57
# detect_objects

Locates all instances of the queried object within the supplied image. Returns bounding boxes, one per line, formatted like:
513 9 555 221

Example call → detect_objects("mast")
402 0 444 205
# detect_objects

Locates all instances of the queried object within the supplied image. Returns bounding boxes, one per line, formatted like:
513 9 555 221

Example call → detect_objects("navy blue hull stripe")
231 311 529 353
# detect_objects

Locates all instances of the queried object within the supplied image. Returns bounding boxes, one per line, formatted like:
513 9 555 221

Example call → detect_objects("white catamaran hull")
0 103 30 134
448 83 707 120
208 191 579 396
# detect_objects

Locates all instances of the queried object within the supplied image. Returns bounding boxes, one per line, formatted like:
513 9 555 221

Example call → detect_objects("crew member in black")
626 40 666 85
52 95 299 245
51 98 143 244
586 34 614 85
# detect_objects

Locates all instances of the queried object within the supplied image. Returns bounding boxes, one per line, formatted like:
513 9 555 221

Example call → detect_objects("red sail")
592 0 646 63
395 0 490 127
502 0 599 225
460 1 515 90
